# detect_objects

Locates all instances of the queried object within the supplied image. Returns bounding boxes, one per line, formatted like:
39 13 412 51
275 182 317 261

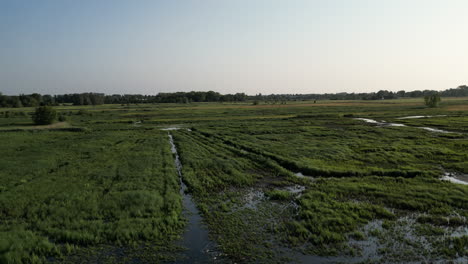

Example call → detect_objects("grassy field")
1 97 467 263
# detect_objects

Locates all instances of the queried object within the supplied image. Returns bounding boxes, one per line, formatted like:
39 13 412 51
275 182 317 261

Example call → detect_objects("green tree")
32 106 57 125
424 93 441 108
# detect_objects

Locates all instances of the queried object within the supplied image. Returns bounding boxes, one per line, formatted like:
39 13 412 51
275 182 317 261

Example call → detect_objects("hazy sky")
1 0 468 95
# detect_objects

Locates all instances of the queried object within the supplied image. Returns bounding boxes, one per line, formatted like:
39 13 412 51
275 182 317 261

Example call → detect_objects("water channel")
168 133 220 263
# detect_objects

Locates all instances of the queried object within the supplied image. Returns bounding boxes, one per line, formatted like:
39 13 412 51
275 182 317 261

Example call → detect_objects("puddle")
168 133 221 263
241 188 265 210
441 172 468 185
396 115 447 119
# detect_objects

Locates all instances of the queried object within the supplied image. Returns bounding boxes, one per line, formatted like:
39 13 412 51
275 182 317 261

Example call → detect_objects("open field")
1 98 468 263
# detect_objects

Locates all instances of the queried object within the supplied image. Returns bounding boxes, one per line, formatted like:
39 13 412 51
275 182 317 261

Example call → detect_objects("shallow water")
354 118 455 133
168 134 220 263
162 127 192 131
441 173 468 185
287 252 366 264
396 115 447 120
354 118 405 127
418 127 451 133
242 188 265 210
282 185 306 195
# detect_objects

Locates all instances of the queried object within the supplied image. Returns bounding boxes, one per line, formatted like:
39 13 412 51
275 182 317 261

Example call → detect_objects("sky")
1 0 468 95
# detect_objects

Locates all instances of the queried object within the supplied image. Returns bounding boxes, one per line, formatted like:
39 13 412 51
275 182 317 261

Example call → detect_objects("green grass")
0 130 184 263
1 97 468 263
287 177 467 255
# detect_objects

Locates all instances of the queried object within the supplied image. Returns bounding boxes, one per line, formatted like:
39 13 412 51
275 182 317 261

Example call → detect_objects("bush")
424 93 441 108
32 106 57 125
58 114 67 122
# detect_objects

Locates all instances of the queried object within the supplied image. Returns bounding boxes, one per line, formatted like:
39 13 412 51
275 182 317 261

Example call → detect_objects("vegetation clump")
32 106 56 125
265 189 292 200
424 93 441 107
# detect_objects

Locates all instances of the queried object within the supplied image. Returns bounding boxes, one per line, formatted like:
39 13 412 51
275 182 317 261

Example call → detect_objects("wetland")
1 97 467 263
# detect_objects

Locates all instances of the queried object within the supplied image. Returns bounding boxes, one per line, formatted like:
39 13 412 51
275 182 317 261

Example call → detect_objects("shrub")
32 106 56 125
58 114 67 122
424 93 441 108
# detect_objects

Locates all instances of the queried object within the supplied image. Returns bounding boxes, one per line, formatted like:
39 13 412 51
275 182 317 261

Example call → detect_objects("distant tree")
396 90 406 98
441 85 468 97
32 106 57 125
13 97 23 108
424 93 441 108
42 94 55 106
408 90 423 98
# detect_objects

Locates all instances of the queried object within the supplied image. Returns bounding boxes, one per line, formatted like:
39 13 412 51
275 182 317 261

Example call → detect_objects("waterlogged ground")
0 98 468 263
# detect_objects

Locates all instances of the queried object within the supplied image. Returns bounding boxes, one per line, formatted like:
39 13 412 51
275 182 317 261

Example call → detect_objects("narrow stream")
168 133 219 263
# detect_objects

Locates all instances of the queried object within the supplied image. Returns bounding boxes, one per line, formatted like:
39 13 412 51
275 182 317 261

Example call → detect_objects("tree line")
255 85 468 101
0 91 248 107
1 85 467 108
